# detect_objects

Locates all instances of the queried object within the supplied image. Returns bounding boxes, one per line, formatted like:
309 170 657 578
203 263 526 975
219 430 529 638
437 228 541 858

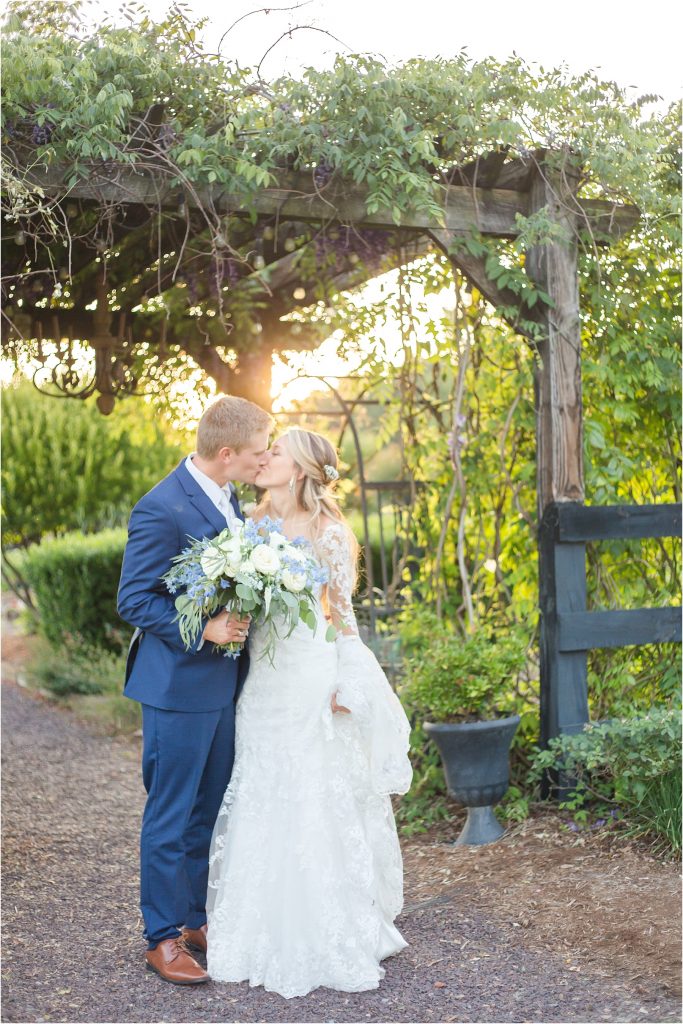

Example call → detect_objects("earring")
289 475 296 495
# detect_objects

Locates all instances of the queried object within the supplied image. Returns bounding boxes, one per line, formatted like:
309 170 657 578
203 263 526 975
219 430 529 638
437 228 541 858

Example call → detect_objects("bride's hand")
331 692 351 715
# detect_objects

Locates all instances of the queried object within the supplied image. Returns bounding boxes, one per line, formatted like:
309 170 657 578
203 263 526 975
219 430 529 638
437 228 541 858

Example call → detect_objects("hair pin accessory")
323 464 339 481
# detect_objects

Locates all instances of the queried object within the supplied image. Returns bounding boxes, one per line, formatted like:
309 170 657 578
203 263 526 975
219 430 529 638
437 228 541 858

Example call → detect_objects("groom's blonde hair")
196 396 274 457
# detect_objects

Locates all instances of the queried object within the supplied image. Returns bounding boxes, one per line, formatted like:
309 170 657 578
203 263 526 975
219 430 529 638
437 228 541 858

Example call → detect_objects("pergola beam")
428 227 546 341
9 304 324 352
27 167 639 242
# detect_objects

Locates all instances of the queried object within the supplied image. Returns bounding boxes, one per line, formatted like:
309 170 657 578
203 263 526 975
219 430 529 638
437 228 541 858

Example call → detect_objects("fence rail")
538 501 682 749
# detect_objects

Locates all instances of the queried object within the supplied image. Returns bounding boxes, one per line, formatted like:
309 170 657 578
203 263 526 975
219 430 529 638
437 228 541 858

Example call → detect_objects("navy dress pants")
140 702 236 948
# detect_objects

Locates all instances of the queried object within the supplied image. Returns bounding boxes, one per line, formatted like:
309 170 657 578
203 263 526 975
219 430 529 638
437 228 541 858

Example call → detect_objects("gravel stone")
2 681 680 1024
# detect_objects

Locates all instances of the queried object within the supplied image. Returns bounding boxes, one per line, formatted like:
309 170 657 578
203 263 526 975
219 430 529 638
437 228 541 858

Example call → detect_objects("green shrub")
1 381 182 547
23 528 129 650
530 707 682 854
587 641 682 719
1 380 184 606
401 617 530 723
395 604 450 658
622 768 681 854
28 635 140 735
391 608 535 833
31 634 128 696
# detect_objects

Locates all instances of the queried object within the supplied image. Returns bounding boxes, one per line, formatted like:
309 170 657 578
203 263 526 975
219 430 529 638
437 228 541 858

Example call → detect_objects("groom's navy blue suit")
117 458 249 948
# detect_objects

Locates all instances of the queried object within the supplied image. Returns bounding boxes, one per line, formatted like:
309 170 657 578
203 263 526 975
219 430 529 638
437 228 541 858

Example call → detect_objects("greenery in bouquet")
162 516 333 663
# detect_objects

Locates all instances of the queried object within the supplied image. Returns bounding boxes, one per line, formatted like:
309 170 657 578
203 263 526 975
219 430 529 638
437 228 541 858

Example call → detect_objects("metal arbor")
277 374 416 680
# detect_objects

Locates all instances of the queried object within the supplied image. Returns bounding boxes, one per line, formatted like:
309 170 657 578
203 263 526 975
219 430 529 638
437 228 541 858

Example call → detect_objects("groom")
117 395 273 985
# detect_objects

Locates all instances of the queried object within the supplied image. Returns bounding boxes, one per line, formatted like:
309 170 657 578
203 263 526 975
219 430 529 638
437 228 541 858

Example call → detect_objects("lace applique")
314 522 359 637
205 519 412 999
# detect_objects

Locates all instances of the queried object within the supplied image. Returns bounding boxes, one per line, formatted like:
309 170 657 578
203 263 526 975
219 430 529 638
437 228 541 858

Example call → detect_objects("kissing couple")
117 395 413 999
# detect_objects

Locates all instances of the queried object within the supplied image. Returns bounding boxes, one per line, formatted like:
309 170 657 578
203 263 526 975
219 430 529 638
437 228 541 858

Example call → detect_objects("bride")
205 427 413 999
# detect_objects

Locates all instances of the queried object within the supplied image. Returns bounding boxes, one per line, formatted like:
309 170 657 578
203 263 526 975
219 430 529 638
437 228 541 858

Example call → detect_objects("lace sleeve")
315 523 359 637
316 527 412 796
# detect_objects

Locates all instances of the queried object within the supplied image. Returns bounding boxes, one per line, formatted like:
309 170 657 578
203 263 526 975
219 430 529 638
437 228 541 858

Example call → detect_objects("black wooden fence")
538 501 682 749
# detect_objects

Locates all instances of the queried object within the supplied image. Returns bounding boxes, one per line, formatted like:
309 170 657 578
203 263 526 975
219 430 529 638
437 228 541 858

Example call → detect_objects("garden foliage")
22 527 129 650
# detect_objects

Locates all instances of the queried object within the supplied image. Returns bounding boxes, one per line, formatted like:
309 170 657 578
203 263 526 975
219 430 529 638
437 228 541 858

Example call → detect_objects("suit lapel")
175 459 228 537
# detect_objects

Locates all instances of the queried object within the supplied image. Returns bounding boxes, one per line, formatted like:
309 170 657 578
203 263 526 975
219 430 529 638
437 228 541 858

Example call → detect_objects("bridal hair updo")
262 426 360 582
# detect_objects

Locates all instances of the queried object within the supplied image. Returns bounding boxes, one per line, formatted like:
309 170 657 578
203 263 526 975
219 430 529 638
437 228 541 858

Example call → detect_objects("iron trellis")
276 374 417 681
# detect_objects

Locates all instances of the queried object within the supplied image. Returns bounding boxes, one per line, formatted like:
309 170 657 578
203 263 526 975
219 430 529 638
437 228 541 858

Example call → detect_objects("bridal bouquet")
162 515 333 663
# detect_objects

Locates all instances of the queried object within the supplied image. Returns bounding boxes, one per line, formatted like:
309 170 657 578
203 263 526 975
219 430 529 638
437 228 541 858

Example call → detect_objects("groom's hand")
203 610 251 645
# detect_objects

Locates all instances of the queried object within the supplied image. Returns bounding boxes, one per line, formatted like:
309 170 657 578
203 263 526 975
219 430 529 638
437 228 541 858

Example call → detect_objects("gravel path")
2 680 680 1024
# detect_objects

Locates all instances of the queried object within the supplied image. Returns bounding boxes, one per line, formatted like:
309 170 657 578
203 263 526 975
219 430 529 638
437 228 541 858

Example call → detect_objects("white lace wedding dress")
206 522 413 998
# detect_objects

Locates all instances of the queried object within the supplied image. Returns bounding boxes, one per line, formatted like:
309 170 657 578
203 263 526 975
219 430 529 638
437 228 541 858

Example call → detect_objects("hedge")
23 528 129 650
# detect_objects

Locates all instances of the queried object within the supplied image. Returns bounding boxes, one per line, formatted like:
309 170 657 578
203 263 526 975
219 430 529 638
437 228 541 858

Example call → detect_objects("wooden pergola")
4 144 638 424
3 147 680 746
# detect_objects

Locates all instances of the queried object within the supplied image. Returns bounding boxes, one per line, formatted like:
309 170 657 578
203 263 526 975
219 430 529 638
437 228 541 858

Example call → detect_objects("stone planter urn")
424 714 520 845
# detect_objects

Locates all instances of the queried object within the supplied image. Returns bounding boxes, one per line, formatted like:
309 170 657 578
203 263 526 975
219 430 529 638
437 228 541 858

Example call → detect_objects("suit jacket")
117 458 250 711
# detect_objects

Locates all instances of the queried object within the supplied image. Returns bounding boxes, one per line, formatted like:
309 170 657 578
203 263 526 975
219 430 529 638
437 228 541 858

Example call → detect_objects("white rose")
251 544 281 575
285 545 306 563
282 568 307 592
218 536 242 560
212 538 241 577
200 545 229 580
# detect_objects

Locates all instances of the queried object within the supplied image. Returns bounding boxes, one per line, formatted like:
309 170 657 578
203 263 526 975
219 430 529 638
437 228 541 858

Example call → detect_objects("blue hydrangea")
242 518 261 544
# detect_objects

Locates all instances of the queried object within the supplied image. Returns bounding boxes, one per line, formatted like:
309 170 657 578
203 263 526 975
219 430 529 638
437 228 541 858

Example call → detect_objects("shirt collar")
185 454 234 503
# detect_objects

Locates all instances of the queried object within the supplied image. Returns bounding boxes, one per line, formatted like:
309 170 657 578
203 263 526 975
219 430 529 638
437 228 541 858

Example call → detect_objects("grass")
621 768 682 856
26 633 141 736
63 691 142 736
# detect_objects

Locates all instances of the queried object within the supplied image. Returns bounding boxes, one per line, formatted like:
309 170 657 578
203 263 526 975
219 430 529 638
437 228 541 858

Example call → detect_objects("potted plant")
402 623 528 845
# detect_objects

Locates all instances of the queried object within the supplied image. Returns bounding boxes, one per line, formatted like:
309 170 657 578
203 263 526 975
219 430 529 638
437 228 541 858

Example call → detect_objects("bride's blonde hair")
258 426 360 585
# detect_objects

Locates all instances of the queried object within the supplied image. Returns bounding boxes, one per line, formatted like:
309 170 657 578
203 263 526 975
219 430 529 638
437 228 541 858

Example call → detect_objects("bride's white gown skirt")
206 616 410 999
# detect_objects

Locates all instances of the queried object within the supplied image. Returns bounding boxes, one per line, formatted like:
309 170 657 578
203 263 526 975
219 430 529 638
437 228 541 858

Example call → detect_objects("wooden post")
526 157 584 515
229 345 273 410
538 503 588 752
526 156 589 746
227 314 277 411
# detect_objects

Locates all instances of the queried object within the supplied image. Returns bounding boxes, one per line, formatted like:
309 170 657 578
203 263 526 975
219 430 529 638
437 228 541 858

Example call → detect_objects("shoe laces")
169 936 192 961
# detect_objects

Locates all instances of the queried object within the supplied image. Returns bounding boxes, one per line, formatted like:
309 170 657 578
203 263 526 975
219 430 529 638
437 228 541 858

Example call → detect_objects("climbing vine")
1 0 680 388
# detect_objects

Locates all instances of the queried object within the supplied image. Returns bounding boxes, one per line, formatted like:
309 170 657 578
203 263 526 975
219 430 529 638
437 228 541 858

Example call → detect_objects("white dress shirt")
185 454 241 651
185 454 239 530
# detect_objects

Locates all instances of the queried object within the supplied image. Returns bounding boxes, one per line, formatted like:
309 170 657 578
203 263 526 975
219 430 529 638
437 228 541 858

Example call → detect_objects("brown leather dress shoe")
181 923 208 954
145 936 209 985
